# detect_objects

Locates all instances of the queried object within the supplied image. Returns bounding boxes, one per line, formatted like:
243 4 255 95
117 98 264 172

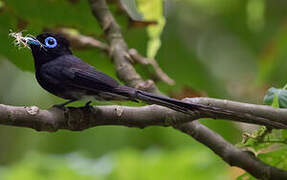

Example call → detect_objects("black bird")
26 32 206 114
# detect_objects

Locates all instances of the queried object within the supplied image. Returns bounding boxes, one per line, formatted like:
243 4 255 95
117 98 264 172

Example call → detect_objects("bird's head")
26 32 72 66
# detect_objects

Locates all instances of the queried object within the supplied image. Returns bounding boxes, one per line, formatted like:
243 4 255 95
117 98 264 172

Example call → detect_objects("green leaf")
5 0 102 35
271 92 279 108
247 0 265 32
258 147 287 170
263 87 287 108
137 0 166 59
0 1 4 9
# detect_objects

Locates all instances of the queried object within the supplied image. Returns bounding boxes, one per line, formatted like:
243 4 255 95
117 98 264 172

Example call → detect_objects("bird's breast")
35 71 72 100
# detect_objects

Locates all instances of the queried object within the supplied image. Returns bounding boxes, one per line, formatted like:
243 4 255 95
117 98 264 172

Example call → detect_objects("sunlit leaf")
247 0 265 32
137 0 166 59
0 0 4 9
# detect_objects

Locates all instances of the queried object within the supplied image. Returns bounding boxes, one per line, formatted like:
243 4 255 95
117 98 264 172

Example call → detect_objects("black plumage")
28 32 204 114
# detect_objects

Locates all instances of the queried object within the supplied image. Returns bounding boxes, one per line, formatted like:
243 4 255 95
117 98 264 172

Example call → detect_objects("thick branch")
2 97 287 131
185 98 287 129
176 121 287 180
1 103 287 179
0 104 192 131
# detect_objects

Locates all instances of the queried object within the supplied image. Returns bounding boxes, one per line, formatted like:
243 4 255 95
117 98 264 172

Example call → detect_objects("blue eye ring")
45 37 57 48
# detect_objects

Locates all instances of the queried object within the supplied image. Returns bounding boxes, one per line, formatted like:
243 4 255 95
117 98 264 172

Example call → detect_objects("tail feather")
115 85 215 115
135 90 200 114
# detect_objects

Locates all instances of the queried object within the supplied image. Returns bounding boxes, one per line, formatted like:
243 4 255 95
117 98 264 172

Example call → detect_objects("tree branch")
55 28 109 51
2 97 287 131
1 102 287 179
176 121 287 179
86 0 287 178
0 104 190 131
185 98 287 129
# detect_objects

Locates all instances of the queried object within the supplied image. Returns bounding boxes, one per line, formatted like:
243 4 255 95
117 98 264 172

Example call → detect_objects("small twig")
9 31 46 50
89 0 162 94
53 28 109 51
128 48 175 85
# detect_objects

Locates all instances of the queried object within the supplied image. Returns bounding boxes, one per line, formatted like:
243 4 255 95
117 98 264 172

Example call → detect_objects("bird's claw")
84 101 94 109
80 101 94 113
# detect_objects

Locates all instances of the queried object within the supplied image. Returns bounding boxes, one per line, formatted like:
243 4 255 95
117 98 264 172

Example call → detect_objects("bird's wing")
41 55 131 100
62 66 135 100
41 55 120 91
63 66 120 91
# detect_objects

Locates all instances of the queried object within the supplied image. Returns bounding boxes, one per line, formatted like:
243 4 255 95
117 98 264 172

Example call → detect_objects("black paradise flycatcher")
24 32 214 114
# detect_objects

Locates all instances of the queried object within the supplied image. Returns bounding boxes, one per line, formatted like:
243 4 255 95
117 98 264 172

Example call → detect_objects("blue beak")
26 37 41 46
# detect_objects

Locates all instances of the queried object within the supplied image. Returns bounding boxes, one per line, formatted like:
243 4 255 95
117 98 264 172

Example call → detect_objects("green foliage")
259 147 287 170
120 0 166 58
257 21 287 86
237 147 287 180
238 128 287 179
2 0 287 179
239 84 287 179
1 148 230 180
1 153 96 180
239 126 287 151
1 0 127 71
247 0 265 32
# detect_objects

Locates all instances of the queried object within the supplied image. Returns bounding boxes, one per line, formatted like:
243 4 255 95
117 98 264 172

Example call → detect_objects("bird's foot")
78 101 94 113
83 101 94 109
52 100 76 111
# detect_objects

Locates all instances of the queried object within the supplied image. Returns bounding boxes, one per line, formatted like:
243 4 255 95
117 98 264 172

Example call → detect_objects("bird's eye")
44 37 57 48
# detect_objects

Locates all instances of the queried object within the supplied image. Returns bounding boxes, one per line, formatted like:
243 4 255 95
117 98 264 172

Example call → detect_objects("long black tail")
115 85 213 114
135 90 202 114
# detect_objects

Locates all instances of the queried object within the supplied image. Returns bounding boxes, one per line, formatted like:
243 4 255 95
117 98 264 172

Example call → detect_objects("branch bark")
1 102 287 179
0 104 189 131
3 97 287 131
186 97 287 129
2 97 287 130
176 121 287 179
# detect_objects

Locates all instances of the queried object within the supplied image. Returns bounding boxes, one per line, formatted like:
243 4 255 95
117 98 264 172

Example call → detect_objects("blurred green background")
0 0 287 179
